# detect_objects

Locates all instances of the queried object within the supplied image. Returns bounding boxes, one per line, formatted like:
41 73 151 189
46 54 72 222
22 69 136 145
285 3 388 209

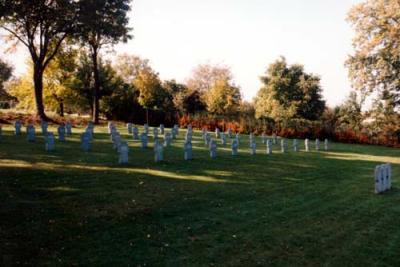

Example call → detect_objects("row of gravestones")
108 122 183 164
2 120 73 151
202 128 329 155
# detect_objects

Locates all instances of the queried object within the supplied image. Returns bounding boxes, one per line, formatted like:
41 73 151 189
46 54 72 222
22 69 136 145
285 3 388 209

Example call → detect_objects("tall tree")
205 79 241 116
76 0 132 124
346 0 400 107
254 57 325 122
186 63 233 93
0 0 76 120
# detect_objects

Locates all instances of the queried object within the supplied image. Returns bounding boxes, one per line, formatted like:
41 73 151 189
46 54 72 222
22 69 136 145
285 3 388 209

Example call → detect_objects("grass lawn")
1 124 400 266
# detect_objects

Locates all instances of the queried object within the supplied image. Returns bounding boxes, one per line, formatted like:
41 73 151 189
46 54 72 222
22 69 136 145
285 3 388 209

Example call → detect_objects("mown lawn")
1 124 400 266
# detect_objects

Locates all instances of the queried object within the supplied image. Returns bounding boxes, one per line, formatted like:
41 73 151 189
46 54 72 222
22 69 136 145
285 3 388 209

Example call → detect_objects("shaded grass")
1 124 400 266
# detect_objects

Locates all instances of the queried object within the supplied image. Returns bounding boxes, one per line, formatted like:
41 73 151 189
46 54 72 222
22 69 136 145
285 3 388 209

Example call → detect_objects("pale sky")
3 0 362 107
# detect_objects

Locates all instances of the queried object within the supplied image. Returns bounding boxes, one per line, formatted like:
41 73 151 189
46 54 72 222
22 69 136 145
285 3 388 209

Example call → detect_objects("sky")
3 0 362 107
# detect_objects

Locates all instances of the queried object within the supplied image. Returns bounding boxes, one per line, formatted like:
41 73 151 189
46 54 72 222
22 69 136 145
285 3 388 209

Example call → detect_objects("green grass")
1 124 400 266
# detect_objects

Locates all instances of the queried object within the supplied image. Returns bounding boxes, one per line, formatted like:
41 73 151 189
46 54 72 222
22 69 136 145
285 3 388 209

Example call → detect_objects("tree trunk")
33 64 48 121
59 101 64 117
91 47 100 124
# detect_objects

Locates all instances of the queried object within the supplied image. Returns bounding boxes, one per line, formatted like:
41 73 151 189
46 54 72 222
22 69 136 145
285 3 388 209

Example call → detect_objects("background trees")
346 0 400 108
0 0 77 120
254 57 325 123
76 0 132 124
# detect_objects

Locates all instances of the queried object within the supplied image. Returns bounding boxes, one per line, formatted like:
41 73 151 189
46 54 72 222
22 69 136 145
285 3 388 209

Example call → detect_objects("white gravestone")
45 132 55 151
305 139 309 152
164 132 172 147
250 140 256 155
231 139 238 156
293 139 298 152
205 133 211 146
266 139 273 155
324 139 329 151
153 127 159 139
58 125 66 141
119 143 129 164
184 141 193 160
80 132 91 152
220 133 226 145
315 139 320 151
215 128 220 138
185 131 192 143
154 142 164 162
209 139 217 158
249 133 254 148
140 133 148 148
375 164 392 194
160 124 165 135
108 122 114 133
235 133 240 145
281 139 287 153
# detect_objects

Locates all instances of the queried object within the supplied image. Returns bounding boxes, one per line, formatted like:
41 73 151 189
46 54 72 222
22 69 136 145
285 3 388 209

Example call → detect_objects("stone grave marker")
293 139 298 152
164 132 172 147
305 139 309 152
375 163 392 194
209 139 217 158
80 132 91 152
324 139 329 151
231 139 238 156
119 143 129 164
281 139 287 153
250 140 256 155
26 124 36 142
315 138 320 151
160 124 165 135
184 141 193 160
41 121 48 135
154 142 164 162
220 132 226 145
215 128 220 138
235 133 240 145
45 132 55 151
58 124 66 141
266 139 273 154
140 133 148 148
132 126 139 140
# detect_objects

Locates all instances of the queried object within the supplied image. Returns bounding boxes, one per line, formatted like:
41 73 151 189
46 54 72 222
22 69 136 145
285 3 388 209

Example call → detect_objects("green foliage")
337 91 364 132
134 67 163 110
255 57 325 122
346 0 400 107
205 79 241 116
174 89 206 115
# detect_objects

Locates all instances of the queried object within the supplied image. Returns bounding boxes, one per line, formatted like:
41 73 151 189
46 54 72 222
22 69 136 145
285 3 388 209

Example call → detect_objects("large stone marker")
184 141 193 160
374 163 392 194
45 132 55 151
26 124 36 142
